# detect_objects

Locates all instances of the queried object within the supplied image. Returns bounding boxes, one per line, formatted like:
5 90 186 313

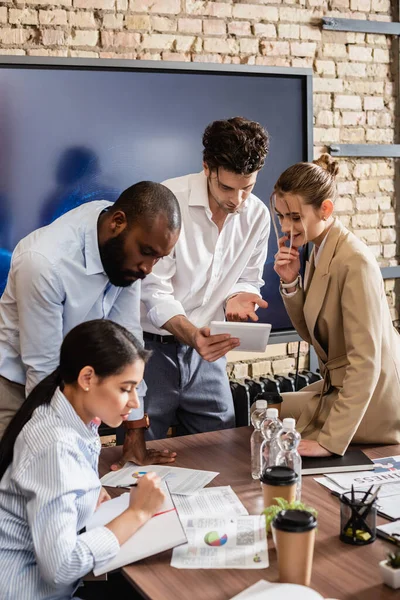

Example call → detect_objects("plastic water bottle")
250 399 268 479
260 408 283 473
275 418 302 500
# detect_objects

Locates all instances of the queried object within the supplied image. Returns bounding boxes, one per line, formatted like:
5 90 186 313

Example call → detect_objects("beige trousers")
0 375 25 439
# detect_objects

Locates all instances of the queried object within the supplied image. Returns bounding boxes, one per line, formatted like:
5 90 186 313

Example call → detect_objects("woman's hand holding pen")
273 236 300 284
128 472 165 521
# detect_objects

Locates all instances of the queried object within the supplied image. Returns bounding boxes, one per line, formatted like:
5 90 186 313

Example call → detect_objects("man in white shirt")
118 118 270 462
0 181 181 465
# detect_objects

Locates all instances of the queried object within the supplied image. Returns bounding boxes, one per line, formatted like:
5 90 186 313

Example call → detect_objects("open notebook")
86 483 187 576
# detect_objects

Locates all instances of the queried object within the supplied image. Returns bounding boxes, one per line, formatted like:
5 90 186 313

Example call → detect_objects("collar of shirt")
84 206 106 276
188 171 248 215
314 227 331 267
51 387 100 448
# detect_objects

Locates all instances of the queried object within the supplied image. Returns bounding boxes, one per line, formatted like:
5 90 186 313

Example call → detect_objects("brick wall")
0 0 398 377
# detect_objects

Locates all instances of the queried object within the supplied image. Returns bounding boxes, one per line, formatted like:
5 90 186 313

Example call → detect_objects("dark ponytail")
0 319 149 480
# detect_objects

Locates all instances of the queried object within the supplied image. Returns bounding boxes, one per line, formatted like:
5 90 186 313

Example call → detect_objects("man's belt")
143 332 178 344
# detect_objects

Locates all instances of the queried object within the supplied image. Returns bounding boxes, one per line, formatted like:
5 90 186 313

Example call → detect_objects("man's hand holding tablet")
210 321 272 352
193 326 240 362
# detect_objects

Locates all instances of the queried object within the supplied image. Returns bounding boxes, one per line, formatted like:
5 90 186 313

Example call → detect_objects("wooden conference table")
99 428 400 600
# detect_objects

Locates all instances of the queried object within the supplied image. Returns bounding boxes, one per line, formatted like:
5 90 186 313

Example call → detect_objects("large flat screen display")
0 58 312 331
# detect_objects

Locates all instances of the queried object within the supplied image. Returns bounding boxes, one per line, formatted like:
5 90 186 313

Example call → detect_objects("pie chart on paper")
204 531 228 547
132 471 147 479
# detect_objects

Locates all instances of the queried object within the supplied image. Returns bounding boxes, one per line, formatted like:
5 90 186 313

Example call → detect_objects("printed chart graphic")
204 531 228 547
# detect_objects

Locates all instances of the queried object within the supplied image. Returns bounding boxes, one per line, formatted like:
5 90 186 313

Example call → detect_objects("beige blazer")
281 218 400 455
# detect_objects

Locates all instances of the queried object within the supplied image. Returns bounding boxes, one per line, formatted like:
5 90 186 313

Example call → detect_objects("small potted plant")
262 497 317 533
379 548 400 589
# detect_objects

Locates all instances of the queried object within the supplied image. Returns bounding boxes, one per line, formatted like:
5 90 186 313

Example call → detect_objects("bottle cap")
255 400 268 409
259 466 298 486
282 417 296 431
266 408 279 418
272 509 317 533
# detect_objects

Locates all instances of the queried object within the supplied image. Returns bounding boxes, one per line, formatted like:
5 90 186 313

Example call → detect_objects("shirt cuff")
147 300 187 329
79 526 120 570
281 288 299 298
127 404 144 421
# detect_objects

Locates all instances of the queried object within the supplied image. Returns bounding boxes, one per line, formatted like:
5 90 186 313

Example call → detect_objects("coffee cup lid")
260 466 298 486
273 509 317 532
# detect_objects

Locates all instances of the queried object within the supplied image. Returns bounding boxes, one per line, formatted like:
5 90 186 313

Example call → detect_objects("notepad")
86 483 187 576
301 449 375 475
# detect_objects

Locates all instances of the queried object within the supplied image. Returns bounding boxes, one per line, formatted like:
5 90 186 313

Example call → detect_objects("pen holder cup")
339 490 377 546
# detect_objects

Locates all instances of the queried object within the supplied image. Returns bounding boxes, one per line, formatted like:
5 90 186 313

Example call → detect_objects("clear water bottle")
275 417 302 500
250 399 268 479
260 408 283 473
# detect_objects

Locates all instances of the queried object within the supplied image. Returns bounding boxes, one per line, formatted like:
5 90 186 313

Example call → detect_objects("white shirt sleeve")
12 251 65 396
20 442 120 586
141 252 186 329
226 212 270 300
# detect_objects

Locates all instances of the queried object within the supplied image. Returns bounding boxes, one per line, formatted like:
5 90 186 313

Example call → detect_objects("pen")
116 483 138 488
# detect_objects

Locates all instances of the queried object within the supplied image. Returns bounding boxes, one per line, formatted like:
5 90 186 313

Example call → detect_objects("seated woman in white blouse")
0 319 164 600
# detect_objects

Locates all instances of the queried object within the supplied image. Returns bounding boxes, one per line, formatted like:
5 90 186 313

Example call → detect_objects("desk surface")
99 428 400 600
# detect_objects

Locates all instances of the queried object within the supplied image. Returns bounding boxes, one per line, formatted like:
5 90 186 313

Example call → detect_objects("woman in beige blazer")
273 154 400 457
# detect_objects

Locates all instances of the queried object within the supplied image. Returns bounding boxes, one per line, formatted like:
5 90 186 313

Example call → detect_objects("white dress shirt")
141 171 270 334
314 228 330 267
0 387 120 600
0 201 144 418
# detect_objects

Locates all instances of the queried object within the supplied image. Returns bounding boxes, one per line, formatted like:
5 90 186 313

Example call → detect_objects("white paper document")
101 464 219 495
86 485 187 576
314 476 400 498
171 515 268 569
326 468 400 489
229 580 324 600
324 455 400 489
173 486 249 518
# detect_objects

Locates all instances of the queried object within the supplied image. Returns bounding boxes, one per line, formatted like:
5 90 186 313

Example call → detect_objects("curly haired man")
115 117 271 468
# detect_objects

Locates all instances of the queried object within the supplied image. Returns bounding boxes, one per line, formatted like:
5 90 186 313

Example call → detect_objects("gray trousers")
0 375 25 440
143 340 235 440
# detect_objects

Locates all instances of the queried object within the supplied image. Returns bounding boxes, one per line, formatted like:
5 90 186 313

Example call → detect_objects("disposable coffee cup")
272 509 317 586
260 466 298 508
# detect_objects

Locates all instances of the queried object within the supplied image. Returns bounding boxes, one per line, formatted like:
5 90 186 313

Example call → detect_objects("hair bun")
313 153 339 178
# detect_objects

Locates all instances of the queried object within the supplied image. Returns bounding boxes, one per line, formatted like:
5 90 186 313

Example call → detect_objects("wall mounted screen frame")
0 56 313 344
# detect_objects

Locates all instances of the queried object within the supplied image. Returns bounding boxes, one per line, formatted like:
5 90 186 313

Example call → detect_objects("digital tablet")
210 321 272 352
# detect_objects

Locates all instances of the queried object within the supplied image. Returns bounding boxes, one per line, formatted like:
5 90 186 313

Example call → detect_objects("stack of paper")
99 467 267 571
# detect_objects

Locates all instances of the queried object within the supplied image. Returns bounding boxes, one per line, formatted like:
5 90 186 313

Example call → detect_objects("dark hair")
111 181 181 231
202 117 269 175
0 319 150 480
